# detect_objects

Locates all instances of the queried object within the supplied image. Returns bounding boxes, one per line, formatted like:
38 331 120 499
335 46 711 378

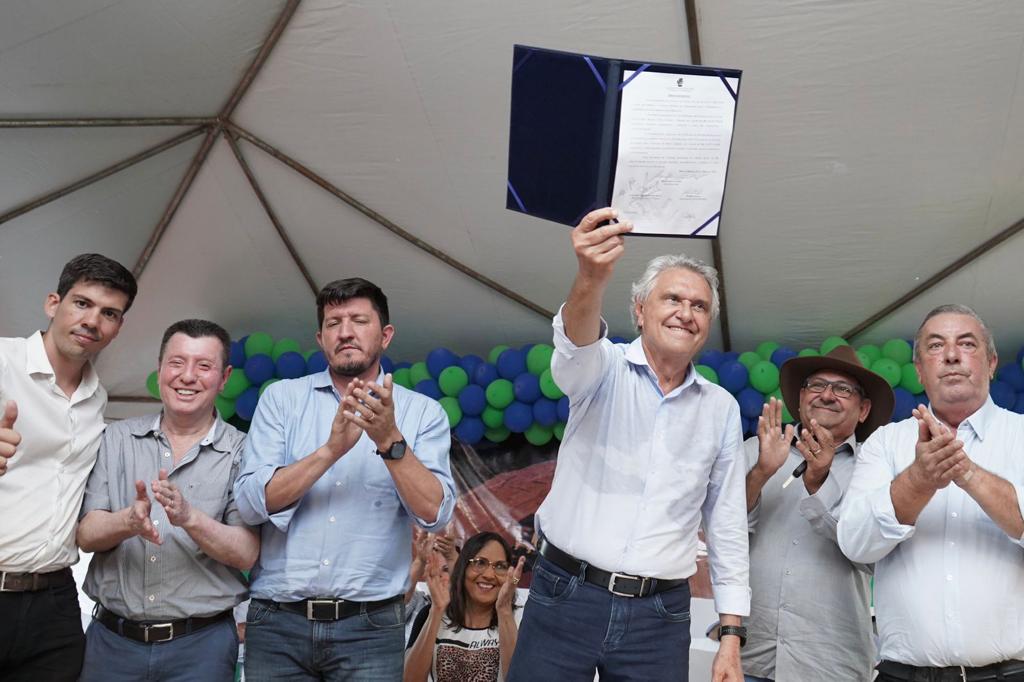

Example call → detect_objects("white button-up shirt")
536 308 750 616
0 332 107 573
838 398 1024 667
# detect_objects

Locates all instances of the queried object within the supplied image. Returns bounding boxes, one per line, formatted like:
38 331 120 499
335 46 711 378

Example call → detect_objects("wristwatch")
718 624 747 647
375 438 407 460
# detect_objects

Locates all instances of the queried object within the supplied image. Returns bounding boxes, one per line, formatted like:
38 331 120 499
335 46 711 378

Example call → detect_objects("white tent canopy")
2 0 1023 419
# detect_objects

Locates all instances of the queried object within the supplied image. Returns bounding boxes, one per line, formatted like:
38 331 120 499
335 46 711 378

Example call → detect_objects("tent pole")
843 215 1024 340
0 126 207 227
226 122 556 321
0 117 217 128
225 130 320 297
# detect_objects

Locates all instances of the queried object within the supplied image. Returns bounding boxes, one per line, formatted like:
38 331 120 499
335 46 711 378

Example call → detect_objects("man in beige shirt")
0 253 137 681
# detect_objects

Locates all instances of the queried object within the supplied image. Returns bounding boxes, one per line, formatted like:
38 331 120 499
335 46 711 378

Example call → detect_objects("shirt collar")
131 412 230 452
945 396 996 441
25 330 100 397
622 336 699 395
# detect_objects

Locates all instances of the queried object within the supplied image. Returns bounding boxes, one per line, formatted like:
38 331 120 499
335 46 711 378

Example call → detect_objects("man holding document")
507 208 749 681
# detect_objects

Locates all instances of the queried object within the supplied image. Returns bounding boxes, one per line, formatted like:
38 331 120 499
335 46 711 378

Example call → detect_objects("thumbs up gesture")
0 401 20 476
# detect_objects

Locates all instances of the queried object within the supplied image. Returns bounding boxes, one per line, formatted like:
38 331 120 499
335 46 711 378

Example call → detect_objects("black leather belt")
878 659 1024 681
538 537 688 598
96 605 231 644
0 567 74 592
262 594 402 621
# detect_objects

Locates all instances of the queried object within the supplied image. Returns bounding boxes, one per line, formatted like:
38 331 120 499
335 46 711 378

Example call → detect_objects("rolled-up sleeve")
551 305 611 401
233 384 297 530
402 398 455 532
702 400 751 617
838 426 915 563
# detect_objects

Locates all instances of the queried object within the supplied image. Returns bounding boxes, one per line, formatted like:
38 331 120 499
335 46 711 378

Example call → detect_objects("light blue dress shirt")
234 368 455 602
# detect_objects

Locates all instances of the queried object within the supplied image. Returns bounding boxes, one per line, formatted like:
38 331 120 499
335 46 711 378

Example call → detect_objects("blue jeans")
243 598 404 682
508 556 692 681
79 615 237 682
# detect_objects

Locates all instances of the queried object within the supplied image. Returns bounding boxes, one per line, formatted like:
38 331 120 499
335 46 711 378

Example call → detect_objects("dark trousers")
877 662 1024 682
0 581 85 682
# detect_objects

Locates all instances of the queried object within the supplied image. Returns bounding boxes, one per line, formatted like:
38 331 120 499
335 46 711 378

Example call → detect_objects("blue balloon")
453 417 485 445
504 401 533 433
496 349 527 380
891 387 916 422
414 379 443 400
770 347 798 368
275 351 306 380
394 361 412 370
1013 393 1024 415
737 388 765 420
533 398 558 427
306 350 328 375
609 335 629 345
244 354 275 385
997 362 1024 391
380 356 395 374
457 384 487 416
459 354 484 378
520 343 534 354
229 340 247 368
426 347 460 379
235 386 260 421
557 396 570 422
721 351 740 363
741 416 754 437
990 379 1015 410
513 373 541 403
717 360 749 394
473 362 499 387
698 349 724 370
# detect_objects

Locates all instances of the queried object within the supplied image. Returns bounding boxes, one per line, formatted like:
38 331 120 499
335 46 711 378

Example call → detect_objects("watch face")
382 440 406 460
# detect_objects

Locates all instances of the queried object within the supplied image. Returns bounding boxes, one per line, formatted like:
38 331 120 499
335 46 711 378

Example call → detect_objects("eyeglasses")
466 557 510 575
802 378 863 399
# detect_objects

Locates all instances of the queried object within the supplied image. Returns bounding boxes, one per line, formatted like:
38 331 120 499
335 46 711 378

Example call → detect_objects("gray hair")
912 303 997 362
629 254 720 330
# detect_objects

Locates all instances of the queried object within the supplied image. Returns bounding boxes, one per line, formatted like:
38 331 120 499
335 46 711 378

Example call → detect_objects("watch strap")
718 624 747 647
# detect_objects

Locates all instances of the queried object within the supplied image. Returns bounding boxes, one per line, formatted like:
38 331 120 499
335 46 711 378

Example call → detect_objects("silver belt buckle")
607 572 648 598
0 572 8 592
143 622 175 643
306 599 340 620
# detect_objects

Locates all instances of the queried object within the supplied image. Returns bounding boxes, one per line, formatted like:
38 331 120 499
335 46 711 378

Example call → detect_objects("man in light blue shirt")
235 277 456 681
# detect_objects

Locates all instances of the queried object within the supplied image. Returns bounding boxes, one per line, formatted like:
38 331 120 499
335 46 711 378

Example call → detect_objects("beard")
329 350 381 378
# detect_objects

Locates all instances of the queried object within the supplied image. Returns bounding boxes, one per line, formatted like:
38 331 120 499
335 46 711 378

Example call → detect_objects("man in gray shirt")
741 346 893 681
76 319 260 681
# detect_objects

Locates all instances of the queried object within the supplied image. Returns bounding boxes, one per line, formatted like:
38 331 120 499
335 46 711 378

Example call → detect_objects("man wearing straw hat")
741 345 893 682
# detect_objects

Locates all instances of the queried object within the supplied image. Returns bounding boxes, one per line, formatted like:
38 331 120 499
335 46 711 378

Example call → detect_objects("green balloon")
146 371 160 399
259 378 279 396
221 370 251 399
484 426 510 443
749 361 780 393
756 341 780 361
539 369 564 400
882 339 912 365
488 345 510 364
485 379 515 409
245 332 274 358
525 423 554 446
858 344 882 364
820 336 849 355
798 348 820 357
392 367 413 389
481 406 505 428
553 422 566 441
900 362 924 394
695 364 719 384
439 397 462 427
215 395 236 420
856 350 874 369
409 361 431 385
526 344 555 376
770 387 795 422
871 358 902 387
304 349 317 360
271 338 301 362
738 351 761 370
438 366 469 397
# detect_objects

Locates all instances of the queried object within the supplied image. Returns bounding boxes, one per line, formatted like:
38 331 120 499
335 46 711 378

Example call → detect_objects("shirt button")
329 516 336 523
153 520 160 526
150 556 156 562
148 594 155 602
951 512 958 518
792 540 799 545
946 575 953 581
163 452 171 458
335 481 342 487
322 559 330 566
785 570 792 575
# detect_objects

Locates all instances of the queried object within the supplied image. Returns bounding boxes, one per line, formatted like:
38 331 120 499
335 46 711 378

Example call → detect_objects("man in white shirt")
0 253 137 681
508 208 749 682
839 304 1024 681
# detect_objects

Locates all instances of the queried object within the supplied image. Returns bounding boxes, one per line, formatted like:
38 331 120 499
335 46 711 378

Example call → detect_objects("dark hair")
159 319 231 368
316 278 389 328
57 254 138 312
446 531 514 631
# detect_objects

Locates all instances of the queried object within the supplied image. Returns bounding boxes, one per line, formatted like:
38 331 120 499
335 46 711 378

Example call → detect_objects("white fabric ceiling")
1 0 1022 417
